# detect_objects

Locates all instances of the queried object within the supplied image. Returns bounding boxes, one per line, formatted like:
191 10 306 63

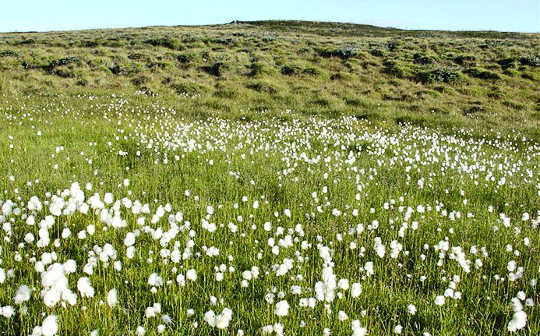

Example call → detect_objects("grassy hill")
0 21 539 335
0 20 539 139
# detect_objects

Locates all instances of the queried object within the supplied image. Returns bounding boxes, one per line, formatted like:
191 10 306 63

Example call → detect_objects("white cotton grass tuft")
351 283 362 298
107 289 118 308
407 304 417 315
275 300 289 316
0 306 15 318
148 273 163 287
204 308 233 329
135 326 145 336
351 320 367 336
41 263 77 307
338 310 348 321
14 285 32 304
77 277 95 298
41 315 59 336
434 295 445 306
507 310 527 332
186 269 197 282
394 324 403 334
215 308 233 329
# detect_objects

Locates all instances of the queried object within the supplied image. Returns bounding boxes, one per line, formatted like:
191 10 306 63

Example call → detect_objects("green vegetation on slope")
0 20 539 140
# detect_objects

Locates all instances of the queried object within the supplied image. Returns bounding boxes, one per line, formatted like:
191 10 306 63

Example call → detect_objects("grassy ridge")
0 20 539 140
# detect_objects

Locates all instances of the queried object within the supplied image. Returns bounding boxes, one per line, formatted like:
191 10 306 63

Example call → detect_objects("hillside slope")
0 20 539 139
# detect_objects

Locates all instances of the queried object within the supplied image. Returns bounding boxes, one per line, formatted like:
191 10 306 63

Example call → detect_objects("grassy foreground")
0 21 539 335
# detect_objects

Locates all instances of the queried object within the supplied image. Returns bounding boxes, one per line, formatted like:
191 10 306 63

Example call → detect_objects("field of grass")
0 21 538 335
1 21 539 139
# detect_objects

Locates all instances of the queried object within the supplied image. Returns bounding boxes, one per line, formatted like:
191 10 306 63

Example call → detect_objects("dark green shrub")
144 38 181 50
211 38 237 46
454 55 476 66
521 72 538 81
382 60 409 78
370 49 384 57
497 58 515 70
386 41 399 51
44 57 81 72
14 39 35 45
344 97 363 107
246 81 277 94
413 53 436 65
128 53 146 60
50 57 80 67
0 50 19 57
171 81 206 96
102 39 125 48
416 67 461 84
75 78 88 86
330 72 345 80
310 98 330 106
146 62 167 70
131 75 151 86
303 67 322 76
281 65 301 76
177 53 194 64
319 47 357 59
108 64 121 75
519 55 540 67
464 68 500 80
202 62 227 77
214 88 238 99
81 40 99 48
503 101 525 110
54 69 74 78
248 62 265 77
361 61 378 69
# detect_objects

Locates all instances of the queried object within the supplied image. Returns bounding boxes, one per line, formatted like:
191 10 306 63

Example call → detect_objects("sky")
0 0 538 33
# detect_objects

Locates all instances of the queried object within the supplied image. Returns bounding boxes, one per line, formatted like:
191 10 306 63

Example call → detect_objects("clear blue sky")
1 0 538 33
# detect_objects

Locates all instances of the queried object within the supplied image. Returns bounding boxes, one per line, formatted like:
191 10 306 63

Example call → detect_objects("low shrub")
128 53 146 60
246 81 278 94
519 55 540 67
54 68 75 78
108 64 121 75
416 67 462 84
177 53 194 64
0 50 19 57
202 62 227 77
453 54 476 66
131 75 151 86
281 65 301 76
302 67 322 76
319 47 357 59
413 53 437 65
497 58 515 70
171 81 207 96
382 60 410 78
464 68 500 80
144 38 181 50
370 49 384 57
248 62 265 77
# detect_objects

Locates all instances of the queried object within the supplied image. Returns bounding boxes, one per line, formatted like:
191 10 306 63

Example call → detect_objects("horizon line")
1 19 538 35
